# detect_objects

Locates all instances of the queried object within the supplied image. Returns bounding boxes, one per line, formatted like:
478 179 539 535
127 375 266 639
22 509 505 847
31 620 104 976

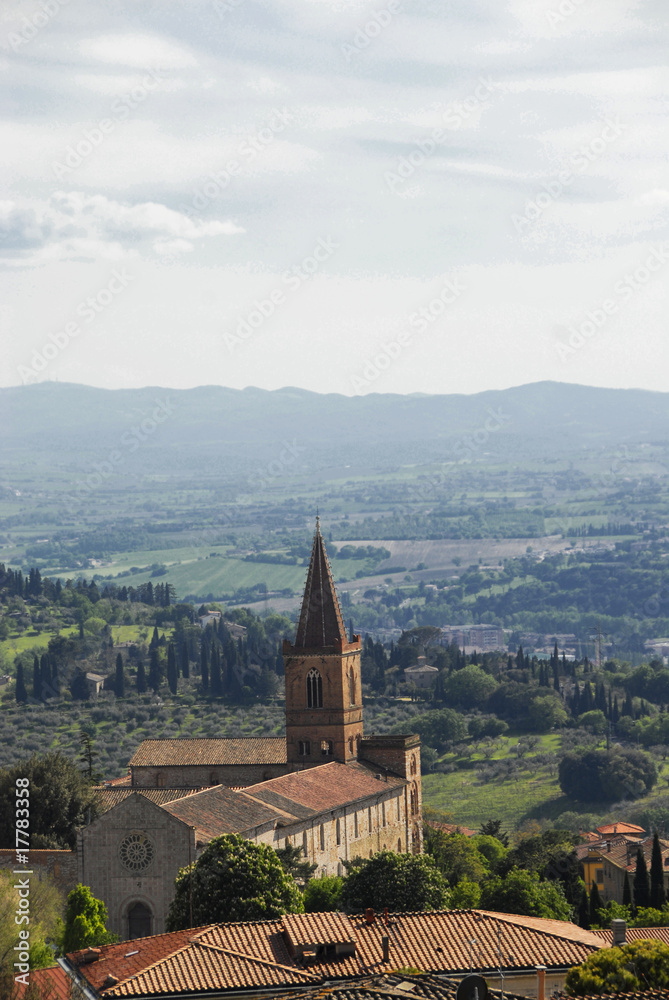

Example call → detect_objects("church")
79 520 423 940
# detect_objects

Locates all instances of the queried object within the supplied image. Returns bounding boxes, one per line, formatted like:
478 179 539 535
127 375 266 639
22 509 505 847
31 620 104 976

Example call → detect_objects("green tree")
443 665 497 710
15 663 27 704
558 748 657 803
210 644 222 696
578 887 590 929
148 647 162 692
136 658 147 694
479 819 509 848
274 844 316 887
167 834 303 929
200 645 209 690
78 730 100 784
0 870 63 975
167 644 178 696
115 653 125 698
406 708 467 750
451 878 481 909
479 867 572 921
60 885 118 953
565 939 669 995
0 753 98 849
425 829 489 886
527 694 568 732
303 875 344 912
634 847 651 909
340 851 450 912
651 831 666 909
589 881 603 926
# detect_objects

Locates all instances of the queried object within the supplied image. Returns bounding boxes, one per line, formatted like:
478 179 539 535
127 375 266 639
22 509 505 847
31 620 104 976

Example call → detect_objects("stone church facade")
80 520 422 940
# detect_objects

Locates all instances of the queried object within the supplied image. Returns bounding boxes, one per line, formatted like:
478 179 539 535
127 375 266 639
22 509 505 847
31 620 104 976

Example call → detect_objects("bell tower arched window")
349 668 356 706
306 668 323 708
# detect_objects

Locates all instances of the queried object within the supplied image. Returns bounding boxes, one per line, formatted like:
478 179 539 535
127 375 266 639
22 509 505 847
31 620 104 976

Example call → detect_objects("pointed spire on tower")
294 517 348 649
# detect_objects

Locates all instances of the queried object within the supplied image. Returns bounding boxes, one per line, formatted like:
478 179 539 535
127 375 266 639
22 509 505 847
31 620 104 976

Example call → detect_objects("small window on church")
398 838 402 852
382 802 386 827
321 739 333 757
306 669 323 708
410 754 417 776
303 830 308 853
320 824 325 851
209 773 219 785
348 737 354 754
354 812 359 838
349 668 356 705
336 818 341 845
298 740 311 756
368 805 372 831
156 772 166 788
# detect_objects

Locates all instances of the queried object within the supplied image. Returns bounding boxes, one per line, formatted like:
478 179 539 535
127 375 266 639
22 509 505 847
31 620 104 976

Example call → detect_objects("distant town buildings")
440 624 505 653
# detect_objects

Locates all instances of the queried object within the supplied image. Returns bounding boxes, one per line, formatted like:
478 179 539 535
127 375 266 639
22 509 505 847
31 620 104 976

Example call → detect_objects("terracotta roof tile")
69 909 606 998
94 787 206 814
161 785 291 840
129 737 286 767
597 823 646 836
247 761 406 816
593 927 669 946
15 966 71 1000
284 912 357 948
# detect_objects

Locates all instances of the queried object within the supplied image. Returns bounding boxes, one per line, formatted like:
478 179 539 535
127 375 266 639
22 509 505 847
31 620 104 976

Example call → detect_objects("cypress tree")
150 626 160 649
210 644 222 696
115 652 125 698
200 645 209 690
148 647 162 692
578 886 590 929
167 644 178 696
40 654 51 699
179 640 190 679
650 831 666 908
32 654 41 701
15 663 28 704
613 695 620 723
623 690 634 717
634 847 651 909
623 870 632 907
589 881 603 926
136 658 147 694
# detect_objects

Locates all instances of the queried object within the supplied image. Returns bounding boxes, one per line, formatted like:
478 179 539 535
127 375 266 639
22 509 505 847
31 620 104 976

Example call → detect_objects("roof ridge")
193 939 319 979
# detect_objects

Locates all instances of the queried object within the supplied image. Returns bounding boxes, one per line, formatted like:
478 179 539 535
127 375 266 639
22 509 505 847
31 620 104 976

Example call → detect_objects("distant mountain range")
1 381 668 481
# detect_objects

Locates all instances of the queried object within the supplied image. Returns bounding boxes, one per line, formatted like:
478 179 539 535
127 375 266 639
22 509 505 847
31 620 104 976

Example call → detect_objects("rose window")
119 832 154 872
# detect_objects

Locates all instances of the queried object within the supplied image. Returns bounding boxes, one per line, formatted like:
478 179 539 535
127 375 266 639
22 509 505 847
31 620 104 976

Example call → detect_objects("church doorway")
127 901 153 939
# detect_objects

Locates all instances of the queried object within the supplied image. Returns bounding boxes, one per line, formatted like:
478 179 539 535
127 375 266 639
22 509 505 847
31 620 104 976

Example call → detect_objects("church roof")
294 517 348 649
128 737 287 768
158 761 406 842
93 787 207 814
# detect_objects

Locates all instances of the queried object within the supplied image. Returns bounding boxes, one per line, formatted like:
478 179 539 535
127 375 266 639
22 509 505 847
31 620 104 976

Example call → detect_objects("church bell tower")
283 518 362 765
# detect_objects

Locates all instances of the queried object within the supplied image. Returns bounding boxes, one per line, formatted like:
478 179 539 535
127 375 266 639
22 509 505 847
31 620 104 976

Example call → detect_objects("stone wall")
131 763 290 788
78 793 195 939
0 849 78 897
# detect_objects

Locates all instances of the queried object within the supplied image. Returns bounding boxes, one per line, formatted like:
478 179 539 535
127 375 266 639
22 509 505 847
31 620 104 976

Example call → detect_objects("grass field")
422 733 669 831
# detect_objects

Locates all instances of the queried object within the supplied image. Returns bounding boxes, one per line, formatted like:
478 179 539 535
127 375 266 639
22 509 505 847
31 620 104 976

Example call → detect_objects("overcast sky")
1 0 667 396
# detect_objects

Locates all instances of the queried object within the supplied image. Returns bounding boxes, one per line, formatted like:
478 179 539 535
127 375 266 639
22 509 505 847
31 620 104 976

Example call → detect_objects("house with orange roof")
581 835 669 904
57 909 607 1000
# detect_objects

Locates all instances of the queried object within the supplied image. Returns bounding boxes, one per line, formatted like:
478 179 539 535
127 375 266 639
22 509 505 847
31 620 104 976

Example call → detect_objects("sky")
0 0 667 396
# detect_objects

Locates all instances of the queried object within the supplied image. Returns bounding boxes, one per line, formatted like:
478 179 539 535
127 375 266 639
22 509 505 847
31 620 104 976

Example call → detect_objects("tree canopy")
340 851 450 912
0 752 98 849
167 834 304 930
565 940 669 995
479 867 572 921
60 884 117 953
559 748 657 803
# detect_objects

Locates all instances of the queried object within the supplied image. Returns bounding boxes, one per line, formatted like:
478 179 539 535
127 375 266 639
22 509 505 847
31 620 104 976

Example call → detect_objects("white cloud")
0 193 243 265
78 33 197 70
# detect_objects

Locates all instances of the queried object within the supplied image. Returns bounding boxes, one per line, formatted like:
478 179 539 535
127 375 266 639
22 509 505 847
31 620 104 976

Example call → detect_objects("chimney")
612 919 627 946
365 908 375 925
382 935 390 963
536 966 546 1000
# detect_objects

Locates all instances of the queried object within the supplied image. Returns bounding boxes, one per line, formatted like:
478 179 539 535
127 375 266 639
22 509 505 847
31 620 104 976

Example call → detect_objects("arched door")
127 901 153 939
